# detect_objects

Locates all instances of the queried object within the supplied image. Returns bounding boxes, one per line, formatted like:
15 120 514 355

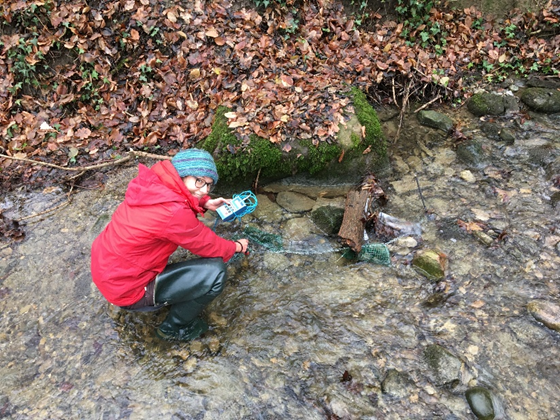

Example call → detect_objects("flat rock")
276 191 316 213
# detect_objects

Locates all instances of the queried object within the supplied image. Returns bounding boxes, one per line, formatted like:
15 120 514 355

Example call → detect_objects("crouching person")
90 148 249 341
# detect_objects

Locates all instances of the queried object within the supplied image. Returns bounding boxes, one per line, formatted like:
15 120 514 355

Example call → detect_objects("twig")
0 241 14 250
415 174 428 213
66 171 87 181
414 94 442 113
391 78 398 107
252 167 262 191
5 151 171 222
15 199 71 222
394 79 411 143
0 150 170 172
15 181 74 222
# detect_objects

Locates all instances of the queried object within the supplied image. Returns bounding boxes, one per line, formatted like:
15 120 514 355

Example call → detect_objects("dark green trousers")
154 258 227 337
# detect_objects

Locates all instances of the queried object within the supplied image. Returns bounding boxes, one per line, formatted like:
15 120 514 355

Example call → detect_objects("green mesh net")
358 243 391 266
341 243 392 266
243 225 284 252
238 225 391 266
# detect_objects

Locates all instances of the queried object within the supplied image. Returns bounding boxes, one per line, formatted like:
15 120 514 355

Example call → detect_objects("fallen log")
338 174 387 253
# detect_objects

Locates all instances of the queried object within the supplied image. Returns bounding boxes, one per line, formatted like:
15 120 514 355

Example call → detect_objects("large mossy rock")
199 87 387 186
520 88 560 113
467 93 506 116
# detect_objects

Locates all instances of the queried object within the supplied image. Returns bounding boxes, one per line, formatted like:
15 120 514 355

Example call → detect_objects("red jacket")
90 160 236 306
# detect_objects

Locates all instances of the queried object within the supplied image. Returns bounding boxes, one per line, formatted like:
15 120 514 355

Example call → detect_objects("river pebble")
527 300 560 332
465 386 495 420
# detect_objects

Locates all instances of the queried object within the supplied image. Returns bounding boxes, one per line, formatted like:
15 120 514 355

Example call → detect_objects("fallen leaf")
205 28 219 38
75 127 92 139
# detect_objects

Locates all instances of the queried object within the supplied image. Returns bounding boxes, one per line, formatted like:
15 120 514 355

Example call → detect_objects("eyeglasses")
195 177 215 192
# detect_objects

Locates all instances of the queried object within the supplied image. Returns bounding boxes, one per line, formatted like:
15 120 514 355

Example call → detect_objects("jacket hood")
125 161 205 213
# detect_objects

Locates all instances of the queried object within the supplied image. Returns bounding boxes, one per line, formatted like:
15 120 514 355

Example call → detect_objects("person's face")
183 175 214 198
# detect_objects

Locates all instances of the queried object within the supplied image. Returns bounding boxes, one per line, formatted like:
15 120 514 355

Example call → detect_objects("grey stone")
552 191 560 208
252 194 285 223
417 110 454 133
424 344 463 387
381 369 414 398
310 205 345 235
276 191 316 213
499 129 515 144
527 76 560 89
520 88 560 113
456 139 488 168
465 387 495 420
283 217 317 241
263 180 353 199
337 113 363 150
467 93 505 116
480 122 501 140
503 94 519 113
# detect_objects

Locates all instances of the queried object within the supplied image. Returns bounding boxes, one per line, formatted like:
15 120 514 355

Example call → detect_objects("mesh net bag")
342 243 391 266
243 225 284 252
236 225 391 266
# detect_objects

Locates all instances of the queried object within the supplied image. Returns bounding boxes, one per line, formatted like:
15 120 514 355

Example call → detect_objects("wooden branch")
338 175 388 253
414 94 442 113
0 150 171 172
15 199 71 222
338 189 371 253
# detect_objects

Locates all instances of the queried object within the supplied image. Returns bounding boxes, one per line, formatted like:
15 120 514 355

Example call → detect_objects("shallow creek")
0 106 559 419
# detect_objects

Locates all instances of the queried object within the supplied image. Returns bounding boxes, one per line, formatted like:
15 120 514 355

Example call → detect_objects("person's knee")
202 258 227 298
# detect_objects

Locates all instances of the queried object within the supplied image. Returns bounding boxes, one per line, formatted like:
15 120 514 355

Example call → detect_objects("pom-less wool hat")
171 149 219 184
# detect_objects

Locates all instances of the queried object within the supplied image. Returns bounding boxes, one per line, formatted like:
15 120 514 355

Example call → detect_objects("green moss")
348 87 386 157
200 106 287 182
297 140 341 174
200 90 387 182
350 132 361 148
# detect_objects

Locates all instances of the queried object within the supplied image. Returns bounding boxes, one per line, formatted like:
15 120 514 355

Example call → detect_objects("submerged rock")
276 191 316 213
424 344 463 387
465 386 495 420
456 139 488 168
381 369 414 398
413 249 447 281
527 300 560 332
310 205 345 235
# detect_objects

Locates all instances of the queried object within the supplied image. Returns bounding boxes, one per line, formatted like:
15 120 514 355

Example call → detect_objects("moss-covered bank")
199 87 387 186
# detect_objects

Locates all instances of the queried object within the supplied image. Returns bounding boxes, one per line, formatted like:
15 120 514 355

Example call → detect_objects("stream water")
0 104 559 420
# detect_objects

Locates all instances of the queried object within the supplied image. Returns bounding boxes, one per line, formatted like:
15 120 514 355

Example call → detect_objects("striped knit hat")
171 149 219 184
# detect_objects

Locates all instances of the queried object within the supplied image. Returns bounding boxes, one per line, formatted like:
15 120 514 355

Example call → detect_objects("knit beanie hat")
171 149 219 184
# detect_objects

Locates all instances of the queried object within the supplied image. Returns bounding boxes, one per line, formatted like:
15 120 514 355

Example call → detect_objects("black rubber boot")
155 299 209 341
154 258 227 341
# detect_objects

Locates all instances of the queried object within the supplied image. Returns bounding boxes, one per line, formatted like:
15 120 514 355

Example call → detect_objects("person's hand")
234 238 249 254
204 197 231 211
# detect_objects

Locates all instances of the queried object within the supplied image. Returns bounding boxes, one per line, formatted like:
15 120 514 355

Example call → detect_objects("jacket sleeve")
164 206 236 262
